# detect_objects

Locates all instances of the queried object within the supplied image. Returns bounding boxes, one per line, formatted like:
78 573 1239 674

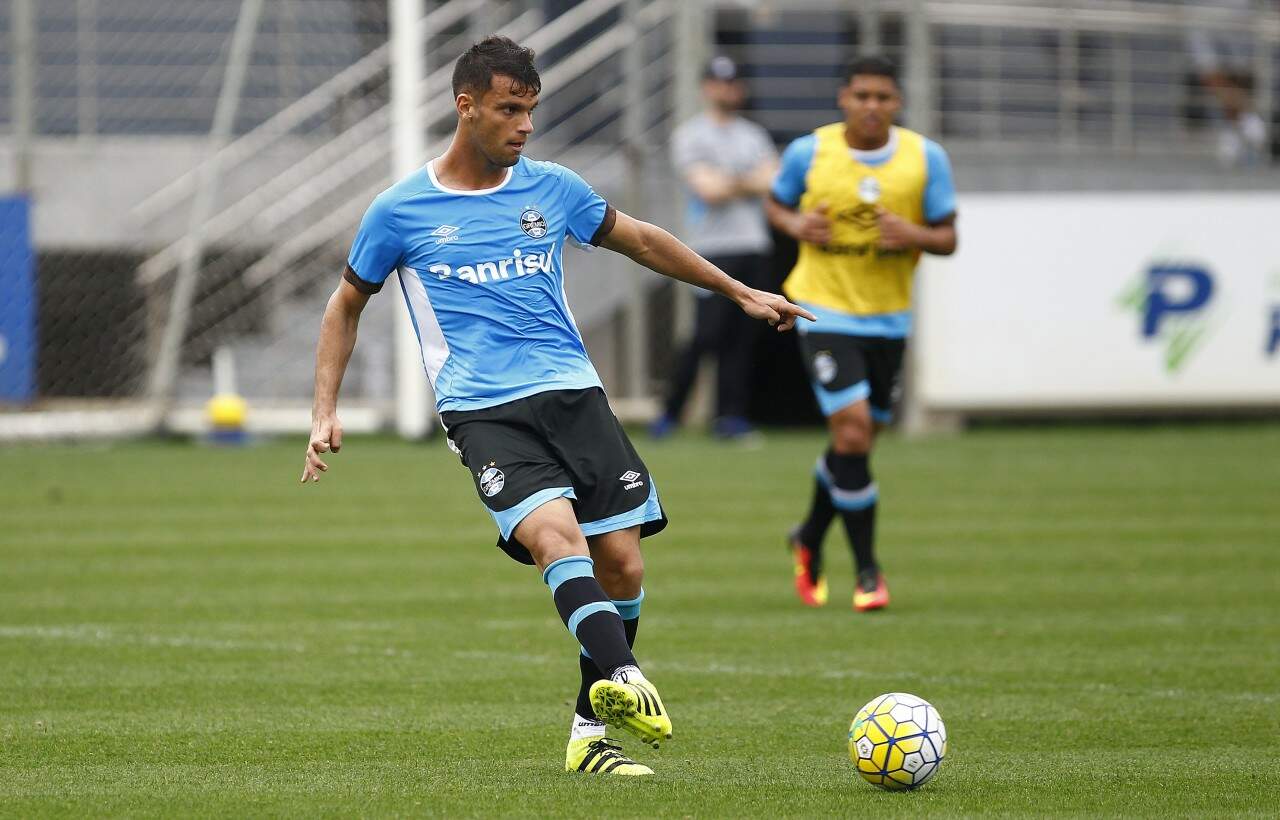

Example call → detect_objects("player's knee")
525 524 588 569
831 418 873 454
596 552 644 597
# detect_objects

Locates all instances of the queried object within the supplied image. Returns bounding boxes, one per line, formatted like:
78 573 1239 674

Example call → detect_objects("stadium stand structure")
1 0 1277 439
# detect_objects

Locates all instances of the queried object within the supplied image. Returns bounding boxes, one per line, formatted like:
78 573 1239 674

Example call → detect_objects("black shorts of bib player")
797 333 906 424
442 387 668 565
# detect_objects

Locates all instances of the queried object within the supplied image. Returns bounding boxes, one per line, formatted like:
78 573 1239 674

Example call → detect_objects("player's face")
463 74 539 168
839 74 900 147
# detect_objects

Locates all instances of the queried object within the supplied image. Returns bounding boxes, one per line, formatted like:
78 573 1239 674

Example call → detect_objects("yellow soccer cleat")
589 675 672 749
565 736 654 775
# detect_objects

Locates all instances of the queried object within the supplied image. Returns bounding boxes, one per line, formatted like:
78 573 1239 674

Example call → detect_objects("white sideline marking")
0 625 412 657
644 660 1278 704
5 630 1273 705
0 624 307 652
450 649 558 665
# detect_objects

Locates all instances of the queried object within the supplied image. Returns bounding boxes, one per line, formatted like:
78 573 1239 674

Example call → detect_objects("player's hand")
737 288 817 332
792 203 832 245
876 206 921 251
301 413 343 483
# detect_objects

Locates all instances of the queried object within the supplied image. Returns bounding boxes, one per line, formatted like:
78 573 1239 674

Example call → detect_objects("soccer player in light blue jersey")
301 37 813 776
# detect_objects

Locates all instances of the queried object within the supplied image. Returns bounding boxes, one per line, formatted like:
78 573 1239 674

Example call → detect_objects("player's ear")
836 82 851 109
456 92 473 120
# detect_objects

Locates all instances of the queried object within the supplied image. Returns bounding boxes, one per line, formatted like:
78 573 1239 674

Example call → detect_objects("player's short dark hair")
842 55 899 87
452 36 541 99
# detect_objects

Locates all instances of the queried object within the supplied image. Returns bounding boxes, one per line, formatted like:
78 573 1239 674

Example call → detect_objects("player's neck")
844 125 892 152
434 140 511 190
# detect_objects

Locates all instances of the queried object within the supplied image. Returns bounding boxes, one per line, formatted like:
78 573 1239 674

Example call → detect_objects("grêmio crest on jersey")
520 207 548 238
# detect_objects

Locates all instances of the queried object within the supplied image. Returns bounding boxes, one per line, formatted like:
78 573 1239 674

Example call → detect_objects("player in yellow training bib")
765 55 958 612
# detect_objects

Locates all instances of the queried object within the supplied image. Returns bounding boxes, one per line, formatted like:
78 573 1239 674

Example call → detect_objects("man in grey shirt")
651 56 779 440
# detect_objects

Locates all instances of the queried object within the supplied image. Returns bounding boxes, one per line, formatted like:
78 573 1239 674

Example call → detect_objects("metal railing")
710 0 1278 158
135 0 677 410
1 0 381 136
133 0 510 284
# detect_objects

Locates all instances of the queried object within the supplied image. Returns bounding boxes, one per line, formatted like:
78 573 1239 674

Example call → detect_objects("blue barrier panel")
0 197 36 402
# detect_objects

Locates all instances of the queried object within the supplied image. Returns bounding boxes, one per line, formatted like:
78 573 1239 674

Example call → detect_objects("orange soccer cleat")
853 568 890 612
788 529 828 607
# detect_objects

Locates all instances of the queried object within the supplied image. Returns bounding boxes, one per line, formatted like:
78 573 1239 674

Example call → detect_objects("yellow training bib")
783 124 928 317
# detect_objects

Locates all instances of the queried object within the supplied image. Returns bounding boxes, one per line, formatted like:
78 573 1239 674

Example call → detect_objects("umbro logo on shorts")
619 470 644 491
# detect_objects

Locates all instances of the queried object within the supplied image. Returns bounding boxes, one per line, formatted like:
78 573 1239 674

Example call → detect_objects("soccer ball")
848 692 947 790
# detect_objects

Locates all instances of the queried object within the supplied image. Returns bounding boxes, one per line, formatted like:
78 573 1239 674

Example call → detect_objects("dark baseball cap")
704 55 740 81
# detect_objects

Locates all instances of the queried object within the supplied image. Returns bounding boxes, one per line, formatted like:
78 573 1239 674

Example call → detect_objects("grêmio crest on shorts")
345 157 615 413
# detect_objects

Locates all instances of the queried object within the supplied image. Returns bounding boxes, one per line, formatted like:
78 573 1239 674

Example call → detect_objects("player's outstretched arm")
599 209 815 331
302 278 370 484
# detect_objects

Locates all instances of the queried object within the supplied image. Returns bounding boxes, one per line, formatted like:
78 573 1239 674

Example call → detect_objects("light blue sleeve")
347 189 403 287
559 165 610 246
923 139 957 223
770 134 816 207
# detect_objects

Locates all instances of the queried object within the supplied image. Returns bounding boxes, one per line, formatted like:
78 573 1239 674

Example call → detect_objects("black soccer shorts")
798 332 906 422
441 387 667 564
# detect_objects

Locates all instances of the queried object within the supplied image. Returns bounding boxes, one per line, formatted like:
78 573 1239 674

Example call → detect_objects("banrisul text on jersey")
426 244 556 284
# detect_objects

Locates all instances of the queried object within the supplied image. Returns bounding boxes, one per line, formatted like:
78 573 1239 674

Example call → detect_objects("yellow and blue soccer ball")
848 692 947 790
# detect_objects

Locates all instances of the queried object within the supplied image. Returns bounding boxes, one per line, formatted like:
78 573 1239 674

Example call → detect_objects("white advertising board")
915 193 1280 410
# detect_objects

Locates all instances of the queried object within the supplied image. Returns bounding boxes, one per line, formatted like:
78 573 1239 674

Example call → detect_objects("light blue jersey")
346 157 612 412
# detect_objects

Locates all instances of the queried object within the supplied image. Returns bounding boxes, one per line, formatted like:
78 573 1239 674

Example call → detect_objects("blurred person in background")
1186 0 1271 165
765 55 957 613
649 56 779 442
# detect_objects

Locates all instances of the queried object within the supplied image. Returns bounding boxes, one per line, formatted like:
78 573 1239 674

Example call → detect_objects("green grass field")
2 423 1278 817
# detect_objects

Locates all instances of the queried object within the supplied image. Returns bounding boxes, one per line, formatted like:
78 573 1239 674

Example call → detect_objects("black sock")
797 452 838 581
544 557 636 680
820 451 879 574
622 613 639 648
842 502 877 575
576 653 600 720
575 590 643 720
